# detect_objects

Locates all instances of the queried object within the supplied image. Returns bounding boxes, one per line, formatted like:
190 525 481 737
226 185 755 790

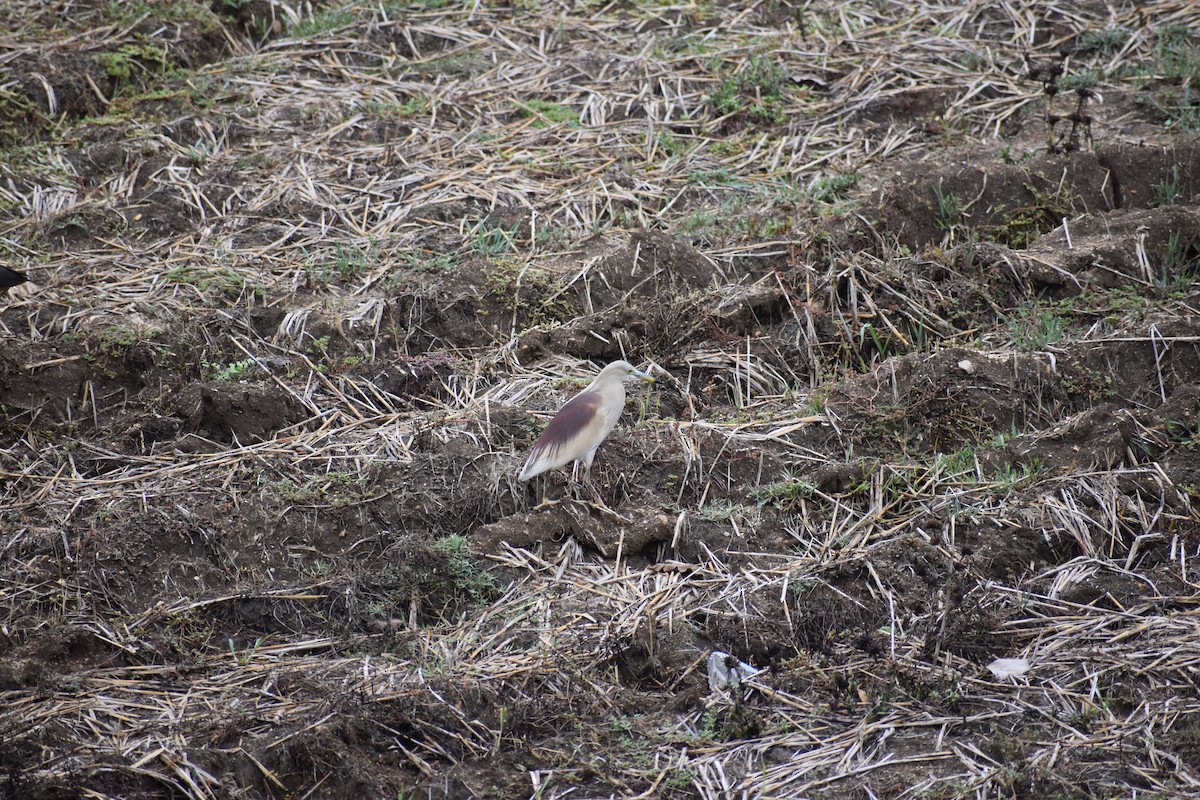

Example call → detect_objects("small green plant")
304 559 334 579
482 260 570 329
990 181 1071 248
309 335 332 358
610 715 635 736
364 95 430 119
1005 303 1067 350
933 180 962 234
1060 69 1100 94
436 534 499 604
185 143 212 168
361 100 403 119
204 358 255 381
1100 286 1149 323
1061 361 1115 401
1150 24 1200 82
306 242 375 286
859 323 895 365
164 264 253 296
93 44 167 83
469 223 518 256
938 444 979 477
306 335 362 373
1121 26 1198 128
999 145 1035 165
688 167 742 187
665 766 696 791
695 501 763 525
764 180 804 206
85 324 157 356
288 7 354 37
335 243 372 278
228 635 270 666
401 95 429 116
274 470 368 507
1147 85 1200 132
1164 400 1200 445
754 470 816 509
408 51 490 78
808 173 860 203
1152 167 1180 207
404 251 456 273
1074 28 1128 56
991 459 1044 493
515 99 579 128
800 390 827 416
679 208 720 235
653 130 688 158
108 0 222 29
533 224 570 249
1156 229 1199 294
710 54 788 125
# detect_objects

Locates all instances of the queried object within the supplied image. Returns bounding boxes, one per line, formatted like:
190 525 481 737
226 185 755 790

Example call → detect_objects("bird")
519 360 655 483
0 267 28 295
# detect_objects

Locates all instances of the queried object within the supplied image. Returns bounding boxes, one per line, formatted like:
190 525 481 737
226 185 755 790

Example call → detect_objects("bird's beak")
633 368 655 383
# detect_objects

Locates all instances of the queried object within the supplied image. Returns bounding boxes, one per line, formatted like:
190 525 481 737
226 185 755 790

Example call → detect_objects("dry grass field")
4 0 1200 797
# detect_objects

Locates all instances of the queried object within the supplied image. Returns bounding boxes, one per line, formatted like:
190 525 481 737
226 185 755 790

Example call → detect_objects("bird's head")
606 360 655 384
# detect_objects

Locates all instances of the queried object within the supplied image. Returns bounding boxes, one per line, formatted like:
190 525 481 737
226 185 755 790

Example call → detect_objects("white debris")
707 651 762 692
957 359 975 374
987 657 1031 680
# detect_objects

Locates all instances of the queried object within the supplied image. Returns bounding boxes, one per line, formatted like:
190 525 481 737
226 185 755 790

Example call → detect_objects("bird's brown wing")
519 391 604 480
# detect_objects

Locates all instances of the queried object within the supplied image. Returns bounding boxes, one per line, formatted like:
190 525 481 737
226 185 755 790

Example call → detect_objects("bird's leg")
580 466 634 523
583 479 606 508
530 475 563 512
562 453 598 505
578 455 616 512
564 460 584 503
582 453 603 503
531 494 561 511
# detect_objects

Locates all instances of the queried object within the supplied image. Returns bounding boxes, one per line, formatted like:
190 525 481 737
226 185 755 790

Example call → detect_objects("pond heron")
519 360 655 482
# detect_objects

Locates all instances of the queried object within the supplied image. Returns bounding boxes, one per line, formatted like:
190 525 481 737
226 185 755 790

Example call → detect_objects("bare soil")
3 1 1200 798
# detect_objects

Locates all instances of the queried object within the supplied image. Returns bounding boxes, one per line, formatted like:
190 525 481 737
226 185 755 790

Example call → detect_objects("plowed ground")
4 2 1200 798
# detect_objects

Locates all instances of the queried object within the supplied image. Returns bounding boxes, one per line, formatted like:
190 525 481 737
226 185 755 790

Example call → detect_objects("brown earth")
3 1 1200 798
